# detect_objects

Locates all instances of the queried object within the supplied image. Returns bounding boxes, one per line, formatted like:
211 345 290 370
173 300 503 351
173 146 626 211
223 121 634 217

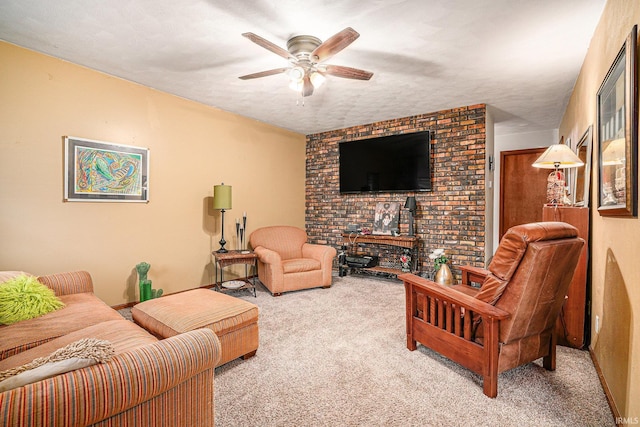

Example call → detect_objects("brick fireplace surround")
305 104 486 276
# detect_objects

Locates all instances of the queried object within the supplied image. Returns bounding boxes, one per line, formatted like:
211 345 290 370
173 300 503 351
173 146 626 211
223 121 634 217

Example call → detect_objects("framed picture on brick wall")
373 202 399 235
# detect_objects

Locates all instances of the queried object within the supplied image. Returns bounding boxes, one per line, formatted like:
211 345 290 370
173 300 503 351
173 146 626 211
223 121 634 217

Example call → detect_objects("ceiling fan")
239 27 373 97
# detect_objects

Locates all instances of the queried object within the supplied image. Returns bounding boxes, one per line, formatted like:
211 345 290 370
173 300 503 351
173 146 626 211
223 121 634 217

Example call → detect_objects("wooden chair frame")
402 271 525 398
401 224 583 398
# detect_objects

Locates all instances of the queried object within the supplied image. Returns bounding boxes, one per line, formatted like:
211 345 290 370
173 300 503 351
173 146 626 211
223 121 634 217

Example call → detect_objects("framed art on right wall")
573 126 593 207
596 25 638 217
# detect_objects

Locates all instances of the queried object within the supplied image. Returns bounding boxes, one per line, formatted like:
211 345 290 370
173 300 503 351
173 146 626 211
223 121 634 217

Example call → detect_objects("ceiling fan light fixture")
289 79 303 92
288 66 305 82
310 71 326 88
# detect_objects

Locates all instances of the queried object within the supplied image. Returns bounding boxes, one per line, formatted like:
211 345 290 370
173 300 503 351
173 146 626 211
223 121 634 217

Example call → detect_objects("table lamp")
213 183 232 253
532 144 584 205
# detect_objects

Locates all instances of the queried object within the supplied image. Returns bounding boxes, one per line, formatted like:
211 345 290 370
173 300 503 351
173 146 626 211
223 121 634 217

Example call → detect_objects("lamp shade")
404 196 417 211
602 137 625 165
532 144 584 169
213 184 232 210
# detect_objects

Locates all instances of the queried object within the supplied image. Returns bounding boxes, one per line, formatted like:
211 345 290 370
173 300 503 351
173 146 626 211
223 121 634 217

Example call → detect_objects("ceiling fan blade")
311 27 360 63
238 67 290 80
323 65 373 80
242 32 295 61
302 75 314 97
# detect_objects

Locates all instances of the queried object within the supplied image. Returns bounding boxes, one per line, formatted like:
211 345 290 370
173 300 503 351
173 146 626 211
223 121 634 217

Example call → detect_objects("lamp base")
407 210 416 237
217 209 228 253
546 170 566 205
216 237 228 253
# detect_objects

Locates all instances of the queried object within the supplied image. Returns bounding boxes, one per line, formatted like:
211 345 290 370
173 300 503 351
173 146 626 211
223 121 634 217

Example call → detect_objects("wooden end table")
212 250 257 297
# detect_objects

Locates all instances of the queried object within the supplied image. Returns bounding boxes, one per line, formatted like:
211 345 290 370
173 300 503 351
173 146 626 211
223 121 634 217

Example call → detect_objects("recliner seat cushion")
282 258 321 274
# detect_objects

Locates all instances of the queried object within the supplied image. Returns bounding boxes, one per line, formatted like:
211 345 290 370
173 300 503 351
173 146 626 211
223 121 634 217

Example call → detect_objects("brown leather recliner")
401 222 584 397
249 226 337 296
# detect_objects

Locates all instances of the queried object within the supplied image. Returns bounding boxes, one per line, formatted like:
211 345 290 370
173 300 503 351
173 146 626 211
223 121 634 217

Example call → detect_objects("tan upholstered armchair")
401 222 584 397
249 226 337 296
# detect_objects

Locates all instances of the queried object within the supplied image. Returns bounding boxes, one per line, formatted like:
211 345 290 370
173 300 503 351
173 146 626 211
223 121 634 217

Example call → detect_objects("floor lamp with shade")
213 183 232 253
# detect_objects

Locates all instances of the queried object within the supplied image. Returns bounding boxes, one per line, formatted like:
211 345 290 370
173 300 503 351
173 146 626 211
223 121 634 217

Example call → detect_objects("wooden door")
499 148 549 240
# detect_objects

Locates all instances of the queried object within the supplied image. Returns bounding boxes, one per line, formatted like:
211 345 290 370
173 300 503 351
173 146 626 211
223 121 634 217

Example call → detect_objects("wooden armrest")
399 273 509 320
401 272 509 399
458 265 490 287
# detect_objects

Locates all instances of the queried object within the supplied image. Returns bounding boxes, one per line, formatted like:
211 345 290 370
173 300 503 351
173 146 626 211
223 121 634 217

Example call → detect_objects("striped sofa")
0 271 221 426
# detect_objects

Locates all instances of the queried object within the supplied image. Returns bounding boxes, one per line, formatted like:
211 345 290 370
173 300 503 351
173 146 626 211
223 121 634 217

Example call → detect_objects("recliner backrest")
249 226 307 260
479 222 584 344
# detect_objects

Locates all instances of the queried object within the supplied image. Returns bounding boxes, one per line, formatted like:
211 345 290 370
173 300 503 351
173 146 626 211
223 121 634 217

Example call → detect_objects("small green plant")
135 262 150 282
429 248 448 271
135 262 163 302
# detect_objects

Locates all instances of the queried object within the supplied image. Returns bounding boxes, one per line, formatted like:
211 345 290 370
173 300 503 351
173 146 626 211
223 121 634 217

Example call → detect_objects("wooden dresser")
542 206 589 348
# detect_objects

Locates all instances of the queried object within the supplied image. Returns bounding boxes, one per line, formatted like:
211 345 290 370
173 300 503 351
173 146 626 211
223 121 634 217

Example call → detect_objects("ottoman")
132 288 259 367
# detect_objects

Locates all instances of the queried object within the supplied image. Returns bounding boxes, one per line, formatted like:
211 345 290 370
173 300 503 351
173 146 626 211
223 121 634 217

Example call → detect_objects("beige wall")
0 42 306 306
559 0 640 420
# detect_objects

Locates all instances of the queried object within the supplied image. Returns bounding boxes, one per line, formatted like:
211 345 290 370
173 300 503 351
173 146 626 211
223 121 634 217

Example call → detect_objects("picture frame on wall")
64 136 149 202
573 126 593 207
564 137 573 203
373 202 400 235
596 25 638 217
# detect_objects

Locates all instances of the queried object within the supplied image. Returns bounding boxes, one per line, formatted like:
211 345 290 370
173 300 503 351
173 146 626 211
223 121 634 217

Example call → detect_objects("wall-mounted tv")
339 131 432 194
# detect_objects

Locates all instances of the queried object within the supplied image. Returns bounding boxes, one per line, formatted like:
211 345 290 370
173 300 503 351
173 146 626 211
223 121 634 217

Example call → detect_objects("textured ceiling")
0 0 606 136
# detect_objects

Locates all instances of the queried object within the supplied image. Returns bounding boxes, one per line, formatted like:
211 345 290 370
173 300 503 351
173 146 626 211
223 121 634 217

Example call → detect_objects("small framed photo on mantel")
373 202 400 235
64 136 149 202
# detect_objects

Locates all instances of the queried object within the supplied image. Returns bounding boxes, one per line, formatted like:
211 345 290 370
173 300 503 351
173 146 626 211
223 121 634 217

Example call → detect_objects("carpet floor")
211 275 613 427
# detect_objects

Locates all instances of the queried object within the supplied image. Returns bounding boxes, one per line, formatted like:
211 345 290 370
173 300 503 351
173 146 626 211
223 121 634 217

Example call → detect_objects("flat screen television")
339 131 432 194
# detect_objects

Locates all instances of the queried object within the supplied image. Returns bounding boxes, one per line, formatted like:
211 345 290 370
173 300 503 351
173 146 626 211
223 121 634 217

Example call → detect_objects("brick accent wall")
305 104 486 276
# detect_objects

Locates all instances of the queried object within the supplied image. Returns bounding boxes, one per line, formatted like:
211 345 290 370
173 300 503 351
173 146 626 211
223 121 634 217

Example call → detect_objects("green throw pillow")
0 275 65 325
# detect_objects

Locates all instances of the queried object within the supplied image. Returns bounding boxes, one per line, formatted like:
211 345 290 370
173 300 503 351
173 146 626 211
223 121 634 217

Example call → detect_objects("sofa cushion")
282 258 321 274
1 358 98 393
0 275 65 325
0 271 32 283
0 338 115 392
0 319 157 372
0 293 123 360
